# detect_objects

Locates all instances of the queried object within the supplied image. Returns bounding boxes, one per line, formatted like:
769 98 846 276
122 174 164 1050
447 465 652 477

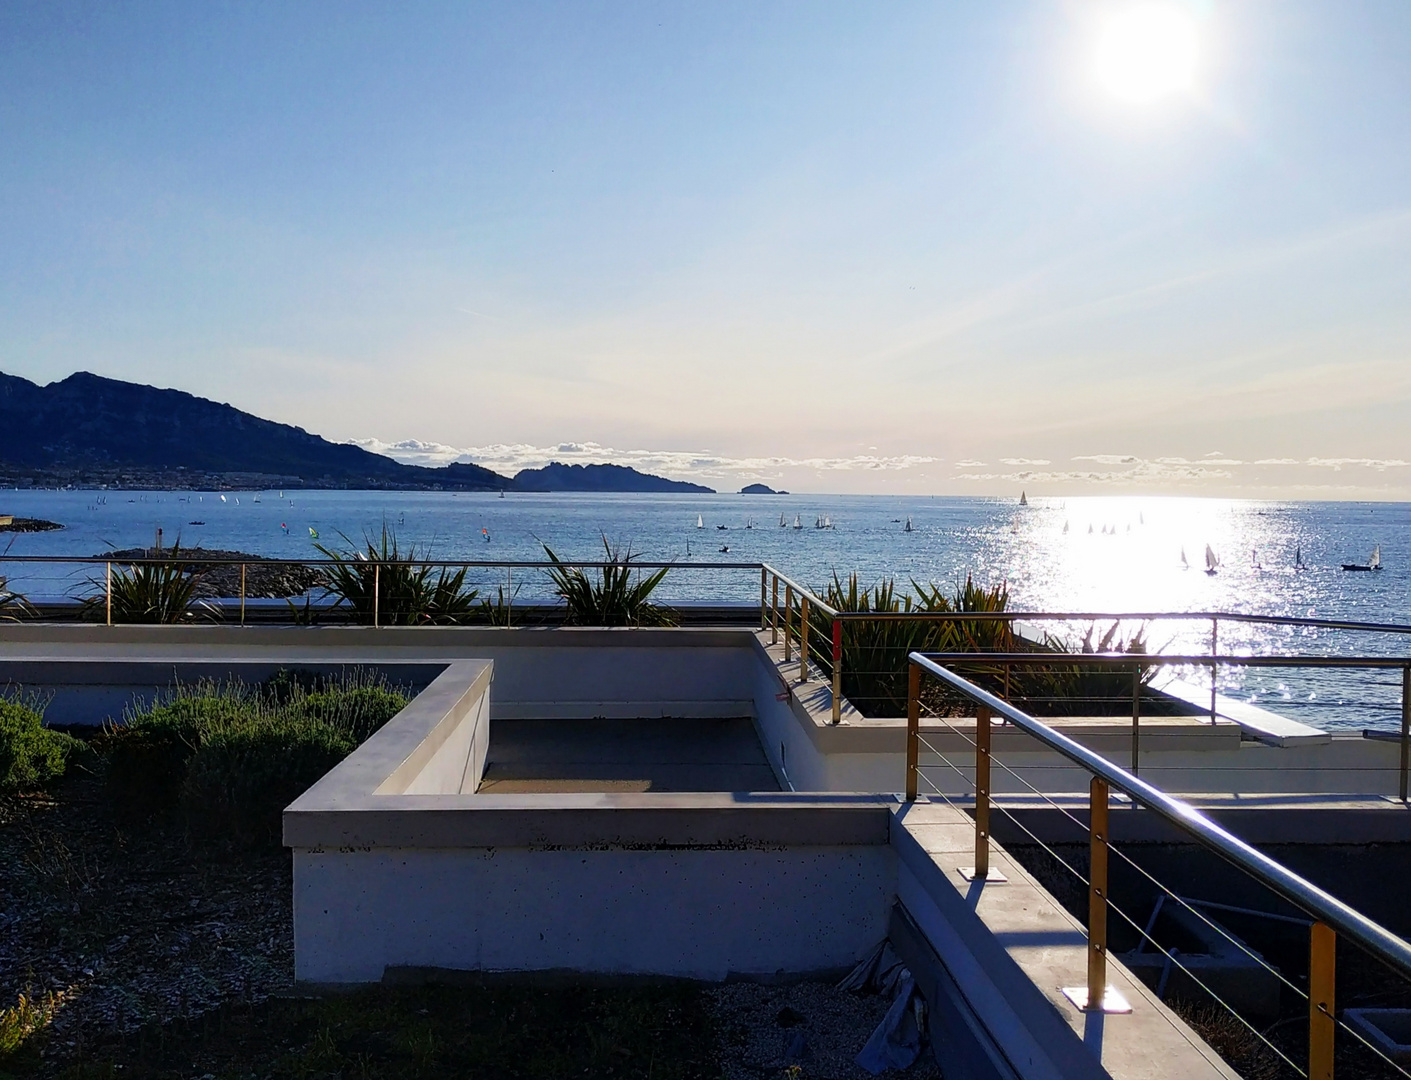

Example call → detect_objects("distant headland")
740 483 788 495
0 370 713 494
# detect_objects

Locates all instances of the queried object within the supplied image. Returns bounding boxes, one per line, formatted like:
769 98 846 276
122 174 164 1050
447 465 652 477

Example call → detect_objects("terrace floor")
477 717 781 793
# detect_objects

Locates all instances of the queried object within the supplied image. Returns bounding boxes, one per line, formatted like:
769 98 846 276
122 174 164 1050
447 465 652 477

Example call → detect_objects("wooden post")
240 564 247 626
373 563 380 628
799 596 810 683
783 585 793 663
831 618 843 725
975 706 992 880
1400 664 1409 804
771 575 779 645
105 561 112 626
905 661 919 802
1309 921 1336 1080
1132 663 1142 776
760 568 767 631
1088 776 1110 1009
1210 617 1219 724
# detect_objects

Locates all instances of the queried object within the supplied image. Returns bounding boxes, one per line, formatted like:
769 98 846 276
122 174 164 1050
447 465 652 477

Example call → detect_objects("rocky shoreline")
98 548 324 599
0 516 63 532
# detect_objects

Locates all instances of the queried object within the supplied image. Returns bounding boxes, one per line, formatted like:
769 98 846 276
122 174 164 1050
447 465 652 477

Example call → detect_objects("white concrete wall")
293 845 896 984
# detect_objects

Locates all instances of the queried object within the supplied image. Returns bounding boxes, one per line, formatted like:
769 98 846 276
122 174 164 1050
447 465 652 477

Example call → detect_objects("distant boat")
219 494 227 503
1019 491 1028 506
904 516 914 533
1342 545 1382 572
1088 524 1094 535
719 545 729 553
745 519 754 529
188 520 205 526
793 515 803 530
780 513 787 528
253 495 261 503
717 524 728 530
1251 548 1261 570
1139 512 1144 525
1205 544 1219 576
1180 546 1189 570
1295 546 1307 571
499 490 505 499
697 515 704 529
1062 521 1069 534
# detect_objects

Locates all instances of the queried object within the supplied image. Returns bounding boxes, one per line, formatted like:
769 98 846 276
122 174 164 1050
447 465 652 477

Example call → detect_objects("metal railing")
906 650 1411 1079
918 652 1411 799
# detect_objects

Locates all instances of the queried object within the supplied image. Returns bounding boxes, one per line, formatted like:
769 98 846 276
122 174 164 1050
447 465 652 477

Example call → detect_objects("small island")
740 483 788 495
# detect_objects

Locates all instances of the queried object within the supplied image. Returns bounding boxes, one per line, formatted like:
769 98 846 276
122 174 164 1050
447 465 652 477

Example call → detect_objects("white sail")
794 515 802 529
1295 545 1302 568
1019 491 1027 506
1062 520 1069 534
1205 544 1219 572
1371 545 1381 570
1180 546 1188 569
780 513 786 527
904 516 913 532
696 515 703 529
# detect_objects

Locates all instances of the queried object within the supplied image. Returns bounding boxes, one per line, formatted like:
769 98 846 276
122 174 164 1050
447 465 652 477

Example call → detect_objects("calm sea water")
2 489 1408 730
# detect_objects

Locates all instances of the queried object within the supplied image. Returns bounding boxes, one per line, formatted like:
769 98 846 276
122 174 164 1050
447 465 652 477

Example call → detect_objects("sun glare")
1092 4 1200 104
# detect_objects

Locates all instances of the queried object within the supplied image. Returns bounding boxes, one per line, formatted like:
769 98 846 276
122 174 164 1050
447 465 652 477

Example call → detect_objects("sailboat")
1204 544 1220 576
1062 521 1069 534
779 513 787 528
793 515 803 530
1342 545 1382 572
1180 546 1189 570
1019 491 1028 506
1251 549 1261 570
696 515 704 530
1295 546 1307 571
903 516 914 533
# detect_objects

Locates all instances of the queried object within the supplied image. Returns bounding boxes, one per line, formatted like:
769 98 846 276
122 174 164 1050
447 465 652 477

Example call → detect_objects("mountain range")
0 371 715 493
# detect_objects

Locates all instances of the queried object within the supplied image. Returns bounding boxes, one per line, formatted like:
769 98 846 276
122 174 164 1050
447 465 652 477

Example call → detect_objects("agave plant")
0 577 32 622
83 547 207 624
809 572 1017 716
314 526 480 626
542 537 676 626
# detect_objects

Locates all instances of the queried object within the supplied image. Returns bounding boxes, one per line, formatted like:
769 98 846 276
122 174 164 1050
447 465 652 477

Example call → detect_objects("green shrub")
285 685 408 743
0 698 81 793
181 714 357 846
100 673 409 844
101 693 251 820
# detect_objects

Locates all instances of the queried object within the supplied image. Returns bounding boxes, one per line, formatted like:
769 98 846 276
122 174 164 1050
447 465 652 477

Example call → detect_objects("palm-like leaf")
313 526 480 625
543 537 676 626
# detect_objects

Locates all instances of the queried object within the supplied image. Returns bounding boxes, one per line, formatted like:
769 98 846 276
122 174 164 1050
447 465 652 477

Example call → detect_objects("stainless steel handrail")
907 650 1411 983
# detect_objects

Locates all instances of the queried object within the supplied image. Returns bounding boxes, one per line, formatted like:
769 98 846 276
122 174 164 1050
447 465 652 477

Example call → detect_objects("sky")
2 1 1410 497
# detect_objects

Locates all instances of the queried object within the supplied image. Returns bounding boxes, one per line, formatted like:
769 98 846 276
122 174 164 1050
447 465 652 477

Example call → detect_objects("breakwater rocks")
0 516 63 532
99 548 324 599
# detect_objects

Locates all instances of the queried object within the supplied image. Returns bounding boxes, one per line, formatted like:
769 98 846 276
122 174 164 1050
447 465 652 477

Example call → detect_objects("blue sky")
3 1 1410 495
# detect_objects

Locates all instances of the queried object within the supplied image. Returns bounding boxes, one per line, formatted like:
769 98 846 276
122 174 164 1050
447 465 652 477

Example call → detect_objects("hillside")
0 371 507 490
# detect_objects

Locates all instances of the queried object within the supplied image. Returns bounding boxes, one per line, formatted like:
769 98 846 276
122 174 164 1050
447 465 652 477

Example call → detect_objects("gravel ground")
709 981 940 1080
0 777 295 1062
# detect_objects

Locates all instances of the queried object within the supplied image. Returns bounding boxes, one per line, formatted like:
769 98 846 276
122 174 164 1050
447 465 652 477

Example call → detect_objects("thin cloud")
1000 457 1051 466
348 437 939 481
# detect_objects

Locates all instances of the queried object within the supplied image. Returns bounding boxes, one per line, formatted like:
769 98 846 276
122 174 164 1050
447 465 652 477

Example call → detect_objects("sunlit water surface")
2 491 1407 730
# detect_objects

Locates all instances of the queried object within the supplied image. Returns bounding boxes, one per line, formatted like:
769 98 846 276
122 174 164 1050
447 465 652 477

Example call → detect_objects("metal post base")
958 866 1009 883
1060 986 1132 1014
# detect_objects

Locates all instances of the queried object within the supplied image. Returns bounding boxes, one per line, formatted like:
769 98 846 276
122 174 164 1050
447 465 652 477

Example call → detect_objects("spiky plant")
83 546 206 624
314 526 480 625
0 578 31 622
542 537 676 626
810 572 1016 715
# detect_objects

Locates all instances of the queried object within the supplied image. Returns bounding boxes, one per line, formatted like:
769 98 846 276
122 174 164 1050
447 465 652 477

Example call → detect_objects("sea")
1 489 1408 731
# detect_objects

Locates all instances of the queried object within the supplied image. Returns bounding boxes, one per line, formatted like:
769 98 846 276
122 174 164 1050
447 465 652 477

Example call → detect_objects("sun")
1092 4 1200 104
